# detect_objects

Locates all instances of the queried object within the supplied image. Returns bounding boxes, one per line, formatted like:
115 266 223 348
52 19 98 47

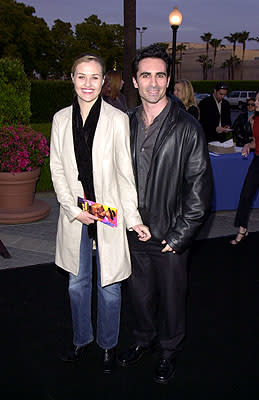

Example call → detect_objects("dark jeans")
126 231 188 360
235 154 259 228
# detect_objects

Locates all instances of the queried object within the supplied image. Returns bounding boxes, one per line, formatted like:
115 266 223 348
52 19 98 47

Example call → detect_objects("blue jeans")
68 224 121 349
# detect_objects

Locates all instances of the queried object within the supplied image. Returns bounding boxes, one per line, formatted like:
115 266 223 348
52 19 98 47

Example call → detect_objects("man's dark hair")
214 81 228 91
132 44 171 78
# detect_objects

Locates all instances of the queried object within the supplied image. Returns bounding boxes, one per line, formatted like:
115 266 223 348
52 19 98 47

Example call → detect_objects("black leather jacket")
129 100 213 253
232 111 253 147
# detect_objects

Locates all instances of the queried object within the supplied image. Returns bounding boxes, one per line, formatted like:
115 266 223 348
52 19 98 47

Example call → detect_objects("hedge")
191 80 259 94
30 80 74 123
30 80 259 123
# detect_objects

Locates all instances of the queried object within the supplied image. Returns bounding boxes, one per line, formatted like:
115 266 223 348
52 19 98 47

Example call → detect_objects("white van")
226 90 257 109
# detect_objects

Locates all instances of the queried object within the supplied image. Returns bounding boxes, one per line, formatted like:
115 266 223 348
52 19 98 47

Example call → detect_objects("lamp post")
136 26 147 49
168 6 182 93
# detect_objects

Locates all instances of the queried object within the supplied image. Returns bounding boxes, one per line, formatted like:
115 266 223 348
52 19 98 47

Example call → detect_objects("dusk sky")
20 0 259 50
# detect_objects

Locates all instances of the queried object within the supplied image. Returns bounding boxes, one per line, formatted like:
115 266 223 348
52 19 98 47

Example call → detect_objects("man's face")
71 60 104 105
133 58 170 105
214 88 227 103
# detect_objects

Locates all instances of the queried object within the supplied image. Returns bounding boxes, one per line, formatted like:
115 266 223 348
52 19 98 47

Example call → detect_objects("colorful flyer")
77 197 117 227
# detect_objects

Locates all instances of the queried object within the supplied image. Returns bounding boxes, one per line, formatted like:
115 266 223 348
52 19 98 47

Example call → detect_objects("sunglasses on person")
247 103 255 107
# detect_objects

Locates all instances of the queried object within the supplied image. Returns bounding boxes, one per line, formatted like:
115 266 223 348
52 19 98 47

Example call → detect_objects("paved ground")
1 191 259 270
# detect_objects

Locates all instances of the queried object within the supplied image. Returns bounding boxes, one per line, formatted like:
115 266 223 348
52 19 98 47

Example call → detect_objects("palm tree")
200 32 212 80
224 32 240 79
249 36 259 43
176 43 186 79
209 38 225 80
197 54 212 80
238 30 250 80
221 56 241 80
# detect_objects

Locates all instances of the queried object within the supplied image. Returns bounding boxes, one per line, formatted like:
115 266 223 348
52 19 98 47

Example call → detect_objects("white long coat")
50 100 142 287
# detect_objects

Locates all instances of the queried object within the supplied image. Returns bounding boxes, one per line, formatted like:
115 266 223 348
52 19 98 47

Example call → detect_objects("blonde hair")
105 71 122 100
175 79 198 111
71 53 105 76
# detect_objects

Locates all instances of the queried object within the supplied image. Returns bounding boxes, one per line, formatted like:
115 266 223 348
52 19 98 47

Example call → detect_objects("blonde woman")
50 53 150 373
174 79 199 119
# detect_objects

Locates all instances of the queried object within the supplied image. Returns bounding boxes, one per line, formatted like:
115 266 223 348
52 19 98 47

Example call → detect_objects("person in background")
231 91 259 245
232 98 255 147
101 70 127 112
199 81 231 143
174 79 199 119
118 44 212 384
50 53 150 373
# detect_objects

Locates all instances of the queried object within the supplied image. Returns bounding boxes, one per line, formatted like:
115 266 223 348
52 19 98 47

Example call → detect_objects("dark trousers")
235 154 259 228
126 231 188 360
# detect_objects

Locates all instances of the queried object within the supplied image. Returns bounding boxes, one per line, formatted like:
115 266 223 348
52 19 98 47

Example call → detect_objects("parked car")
194 93 210 105
225 90 257 109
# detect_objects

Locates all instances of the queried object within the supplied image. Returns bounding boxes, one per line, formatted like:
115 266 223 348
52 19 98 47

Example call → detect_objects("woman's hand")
76 211 98 225
242 142 251 157
132 224 151 241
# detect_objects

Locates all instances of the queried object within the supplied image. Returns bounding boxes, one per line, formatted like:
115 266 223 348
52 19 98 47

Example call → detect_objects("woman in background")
174 79 199 119
231 91 259 245
232 98 255 147
102 70 127 112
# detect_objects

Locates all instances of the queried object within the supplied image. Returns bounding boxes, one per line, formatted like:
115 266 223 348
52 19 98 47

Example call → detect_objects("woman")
50 53 150 372
231 91 259 245
101 70 127 112
174 79 199 119
232 98 255 147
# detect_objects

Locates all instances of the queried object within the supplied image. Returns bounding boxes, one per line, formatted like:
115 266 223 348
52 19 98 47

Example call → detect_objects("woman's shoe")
230 229 248 245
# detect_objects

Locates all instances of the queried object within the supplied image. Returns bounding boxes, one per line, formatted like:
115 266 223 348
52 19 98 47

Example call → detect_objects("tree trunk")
123 0 137 107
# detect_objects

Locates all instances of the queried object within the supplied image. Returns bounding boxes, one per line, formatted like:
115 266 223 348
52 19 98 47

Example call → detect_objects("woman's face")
174 83 183 100
71 60 104 105
255 93 259 111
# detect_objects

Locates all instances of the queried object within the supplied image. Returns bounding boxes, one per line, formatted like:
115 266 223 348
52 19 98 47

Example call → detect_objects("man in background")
199 81 231 143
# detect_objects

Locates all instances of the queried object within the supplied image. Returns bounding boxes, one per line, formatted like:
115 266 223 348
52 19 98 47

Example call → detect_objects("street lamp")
168 6 182 92
136 26 147 49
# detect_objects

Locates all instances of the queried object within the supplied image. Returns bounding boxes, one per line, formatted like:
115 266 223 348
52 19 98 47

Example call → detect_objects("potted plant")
0 124 50 223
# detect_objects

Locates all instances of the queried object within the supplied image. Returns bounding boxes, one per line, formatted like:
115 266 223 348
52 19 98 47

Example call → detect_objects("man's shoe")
118 344 149 367
59 344 88 362
153 358 176 384
103 347 116 374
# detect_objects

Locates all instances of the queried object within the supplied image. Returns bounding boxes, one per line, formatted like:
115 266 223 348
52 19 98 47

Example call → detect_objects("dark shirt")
187 105 199 120
136 97 171 207
103 93 127 112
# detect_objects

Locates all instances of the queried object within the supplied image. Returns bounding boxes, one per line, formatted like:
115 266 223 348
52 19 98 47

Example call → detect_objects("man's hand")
76 211 98 225
161 240 176 254
216 125 229 134
132 224 151 241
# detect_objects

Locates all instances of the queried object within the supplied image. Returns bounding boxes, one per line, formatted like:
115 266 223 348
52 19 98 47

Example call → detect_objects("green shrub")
30 80 73 123
31 123 53 191
0 57 31 126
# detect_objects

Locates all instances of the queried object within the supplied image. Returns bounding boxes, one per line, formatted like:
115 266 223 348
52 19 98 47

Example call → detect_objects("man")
199 81 231 143
118 45 213 383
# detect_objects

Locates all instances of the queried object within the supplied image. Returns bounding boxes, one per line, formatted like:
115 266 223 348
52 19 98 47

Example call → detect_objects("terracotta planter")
0 168 40 210
0 168 50 224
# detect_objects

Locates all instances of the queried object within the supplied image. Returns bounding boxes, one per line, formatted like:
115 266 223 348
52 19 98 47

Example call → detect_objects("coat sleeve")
166 124 213 252
113 114 143 230
50 113 82 222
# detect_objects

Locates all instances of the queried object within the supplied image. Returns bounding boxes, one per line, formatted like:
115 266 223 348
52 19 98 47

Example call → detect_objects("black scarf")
72 95 102 238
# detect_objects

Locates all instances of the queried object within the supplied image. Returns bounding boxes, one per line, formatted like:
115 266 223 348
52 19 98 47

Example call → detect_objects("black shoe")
103 347 116 374
59 344 88 362
153 358 176 384
118 344 150 367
